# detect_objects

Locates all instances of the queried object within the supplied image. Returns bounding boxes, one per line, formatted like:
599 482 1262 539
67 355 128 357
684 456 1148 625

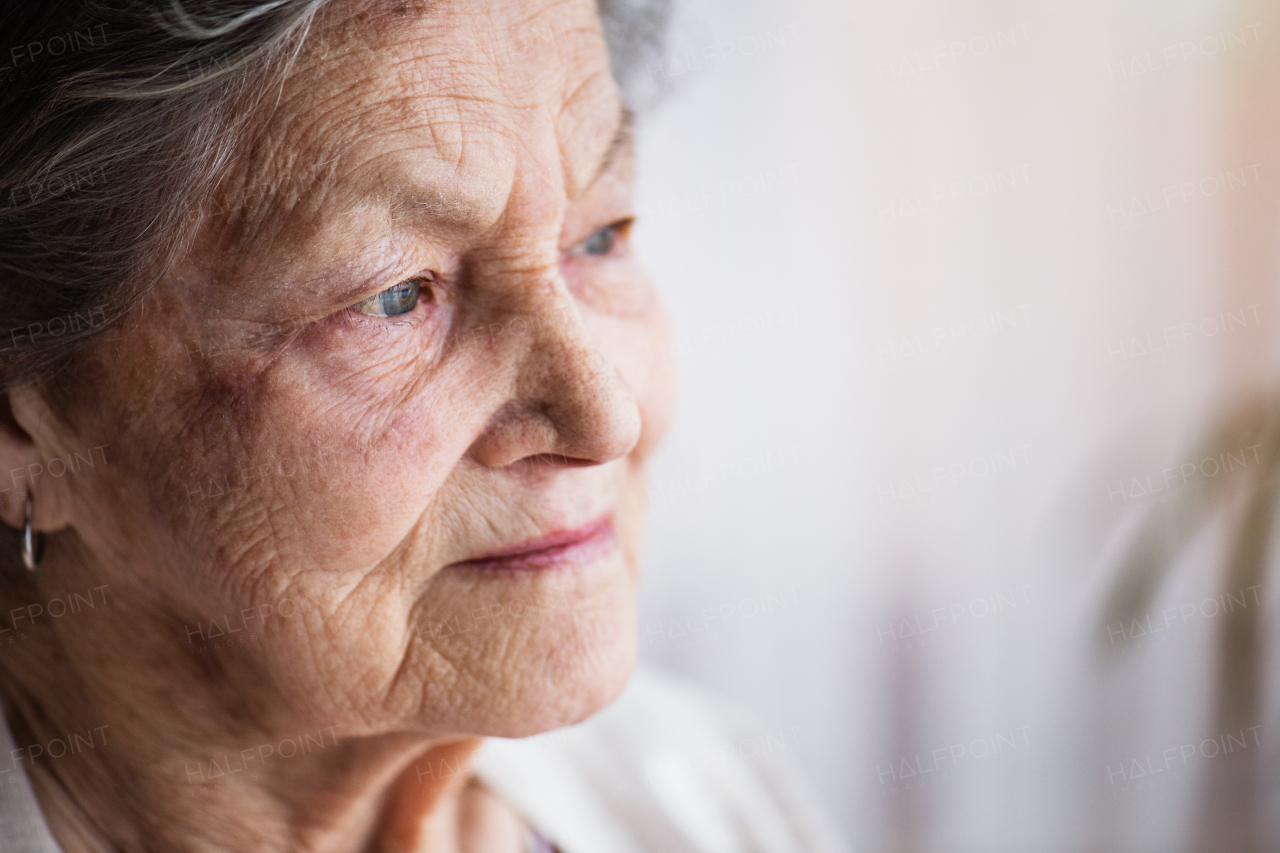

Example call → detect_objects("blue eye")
353 279 421 317
583 226 616 256
578 219 632 257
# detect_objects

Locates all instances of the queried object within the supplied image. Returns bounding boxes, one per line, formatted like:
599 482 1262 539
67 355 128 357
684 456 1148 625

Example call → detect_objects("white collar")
0 708 62 852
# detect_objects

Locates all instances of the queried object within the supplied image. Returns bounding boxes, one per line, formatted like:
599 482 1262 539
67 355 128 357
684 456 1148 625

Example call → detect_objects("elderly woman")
0 1 844 851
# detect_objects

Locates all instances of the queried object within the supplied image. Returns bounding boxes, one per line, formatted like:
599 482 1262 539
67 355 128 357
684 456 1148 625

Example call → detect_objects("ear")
0 386 74 533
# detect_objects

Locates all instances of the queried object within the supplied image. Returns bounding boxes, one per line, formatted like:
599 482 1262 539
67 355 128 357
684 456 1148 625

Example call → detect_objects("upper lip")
451 515 613 565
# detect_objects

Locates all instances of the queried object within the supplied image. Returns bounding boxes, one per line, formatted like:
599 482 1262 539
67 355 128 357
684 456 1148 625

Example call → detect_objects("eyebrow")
392 104 635 231
579 104 635 198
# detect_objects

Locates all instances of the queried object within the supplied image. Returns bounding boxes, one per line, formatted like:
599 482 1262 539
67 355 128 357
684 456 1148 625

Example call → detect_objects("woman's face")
28 0 675 740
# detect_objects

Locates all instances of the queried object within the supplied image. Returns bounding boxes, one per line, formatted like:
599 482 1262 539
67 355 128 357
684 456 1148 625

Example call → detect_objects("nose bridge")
504 117 568 250
461 123 640 467
467 257 641 468
518 277 641 464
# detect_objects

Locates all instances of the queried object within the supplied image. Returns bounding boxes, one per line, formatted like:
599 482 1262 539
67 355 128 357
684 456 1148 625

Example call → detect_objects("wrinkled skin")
0 0 676 850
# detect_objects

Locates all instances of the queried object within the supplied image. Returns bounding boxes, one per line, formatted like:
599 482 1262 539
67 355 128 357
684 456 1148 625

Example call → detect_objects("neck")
3 677 488 852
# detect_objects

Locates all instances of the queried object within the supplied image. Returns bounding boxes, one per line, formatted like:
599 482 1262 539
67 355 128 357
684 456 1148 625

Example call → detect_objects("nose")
466 292 642 472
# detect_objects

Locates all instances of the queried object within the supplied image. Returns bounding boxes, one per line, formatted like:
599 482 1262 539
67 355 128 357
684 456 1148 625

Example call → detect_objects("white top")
0 667 849 852
0 700 59 853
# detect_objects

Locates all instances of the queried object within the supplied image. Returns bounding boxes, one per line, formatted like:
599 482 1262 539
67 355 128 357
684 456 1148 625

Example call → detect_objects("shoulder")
473 666 850 853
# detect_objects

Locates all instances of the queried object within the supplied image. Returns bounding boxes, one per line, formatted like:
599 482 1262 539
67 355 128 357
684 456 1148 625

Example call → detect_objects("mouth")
448 515 616 573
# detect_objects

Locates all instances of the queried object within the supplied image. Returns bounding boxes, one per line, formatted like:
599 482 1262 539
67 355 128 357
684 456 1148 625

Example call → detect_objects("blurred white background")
631 0 1280 850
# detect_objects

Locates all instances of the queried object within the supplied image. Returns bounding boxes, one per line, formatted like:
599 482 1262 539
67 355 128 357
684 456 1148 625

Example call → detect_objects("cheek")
101 314 475 602
236 346 474 573
152 347 483 720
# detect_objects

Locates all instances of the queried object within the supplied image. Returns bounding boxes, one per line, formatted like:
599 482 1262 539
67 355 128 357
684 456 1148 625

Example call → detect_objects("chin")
486 603 639 738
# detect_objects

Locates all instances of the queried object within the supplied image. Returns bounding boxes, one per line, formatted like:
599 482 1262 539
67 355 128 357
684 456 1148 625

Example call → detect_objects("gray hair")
0 0 670 391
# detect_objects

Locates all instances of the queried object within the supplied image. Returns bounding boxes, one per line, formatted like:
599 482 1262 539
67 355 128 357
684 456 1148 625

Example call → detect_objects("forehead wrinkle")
212 58 396 259
221 95 472 263
213 6 486 254
207 0 617 270
380 102 524 236
272 37 539 242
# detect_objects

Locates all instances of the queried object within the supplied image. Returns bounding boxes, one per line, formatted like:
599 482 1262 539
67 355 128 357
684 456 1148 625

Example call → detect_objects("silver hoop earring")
22 491 43 572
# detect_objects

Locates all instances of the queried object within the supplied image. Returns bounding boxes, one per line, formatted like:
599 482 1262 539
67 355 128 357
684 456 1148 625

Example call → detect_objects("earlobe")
0 391 36 528
0 386 72 533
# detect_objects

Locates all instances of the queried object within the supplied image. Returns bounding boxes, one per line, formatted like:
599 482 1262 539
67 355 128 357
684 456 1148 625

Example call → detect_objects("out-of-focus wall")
633 0 1280 850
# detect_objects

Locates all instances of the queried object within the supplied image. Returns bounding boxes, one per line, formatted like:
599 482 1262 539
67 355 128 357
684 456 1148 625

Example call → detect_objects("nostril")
504 452 598 478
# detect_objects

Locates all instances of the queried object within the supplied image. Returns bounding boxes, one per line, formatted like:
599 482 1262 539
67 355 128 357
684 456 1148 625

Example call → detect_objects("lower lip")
450 517 617 573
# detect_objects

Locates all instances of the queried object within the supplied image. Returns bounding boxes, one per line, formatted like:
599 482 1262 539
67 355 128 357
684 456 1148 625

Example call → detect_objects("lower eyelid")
339 308 423 333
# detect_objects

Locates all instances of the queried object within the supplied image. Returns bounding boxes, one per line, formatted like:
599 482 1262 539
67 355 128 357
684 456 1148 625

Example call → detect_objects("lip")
448 515 616 572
